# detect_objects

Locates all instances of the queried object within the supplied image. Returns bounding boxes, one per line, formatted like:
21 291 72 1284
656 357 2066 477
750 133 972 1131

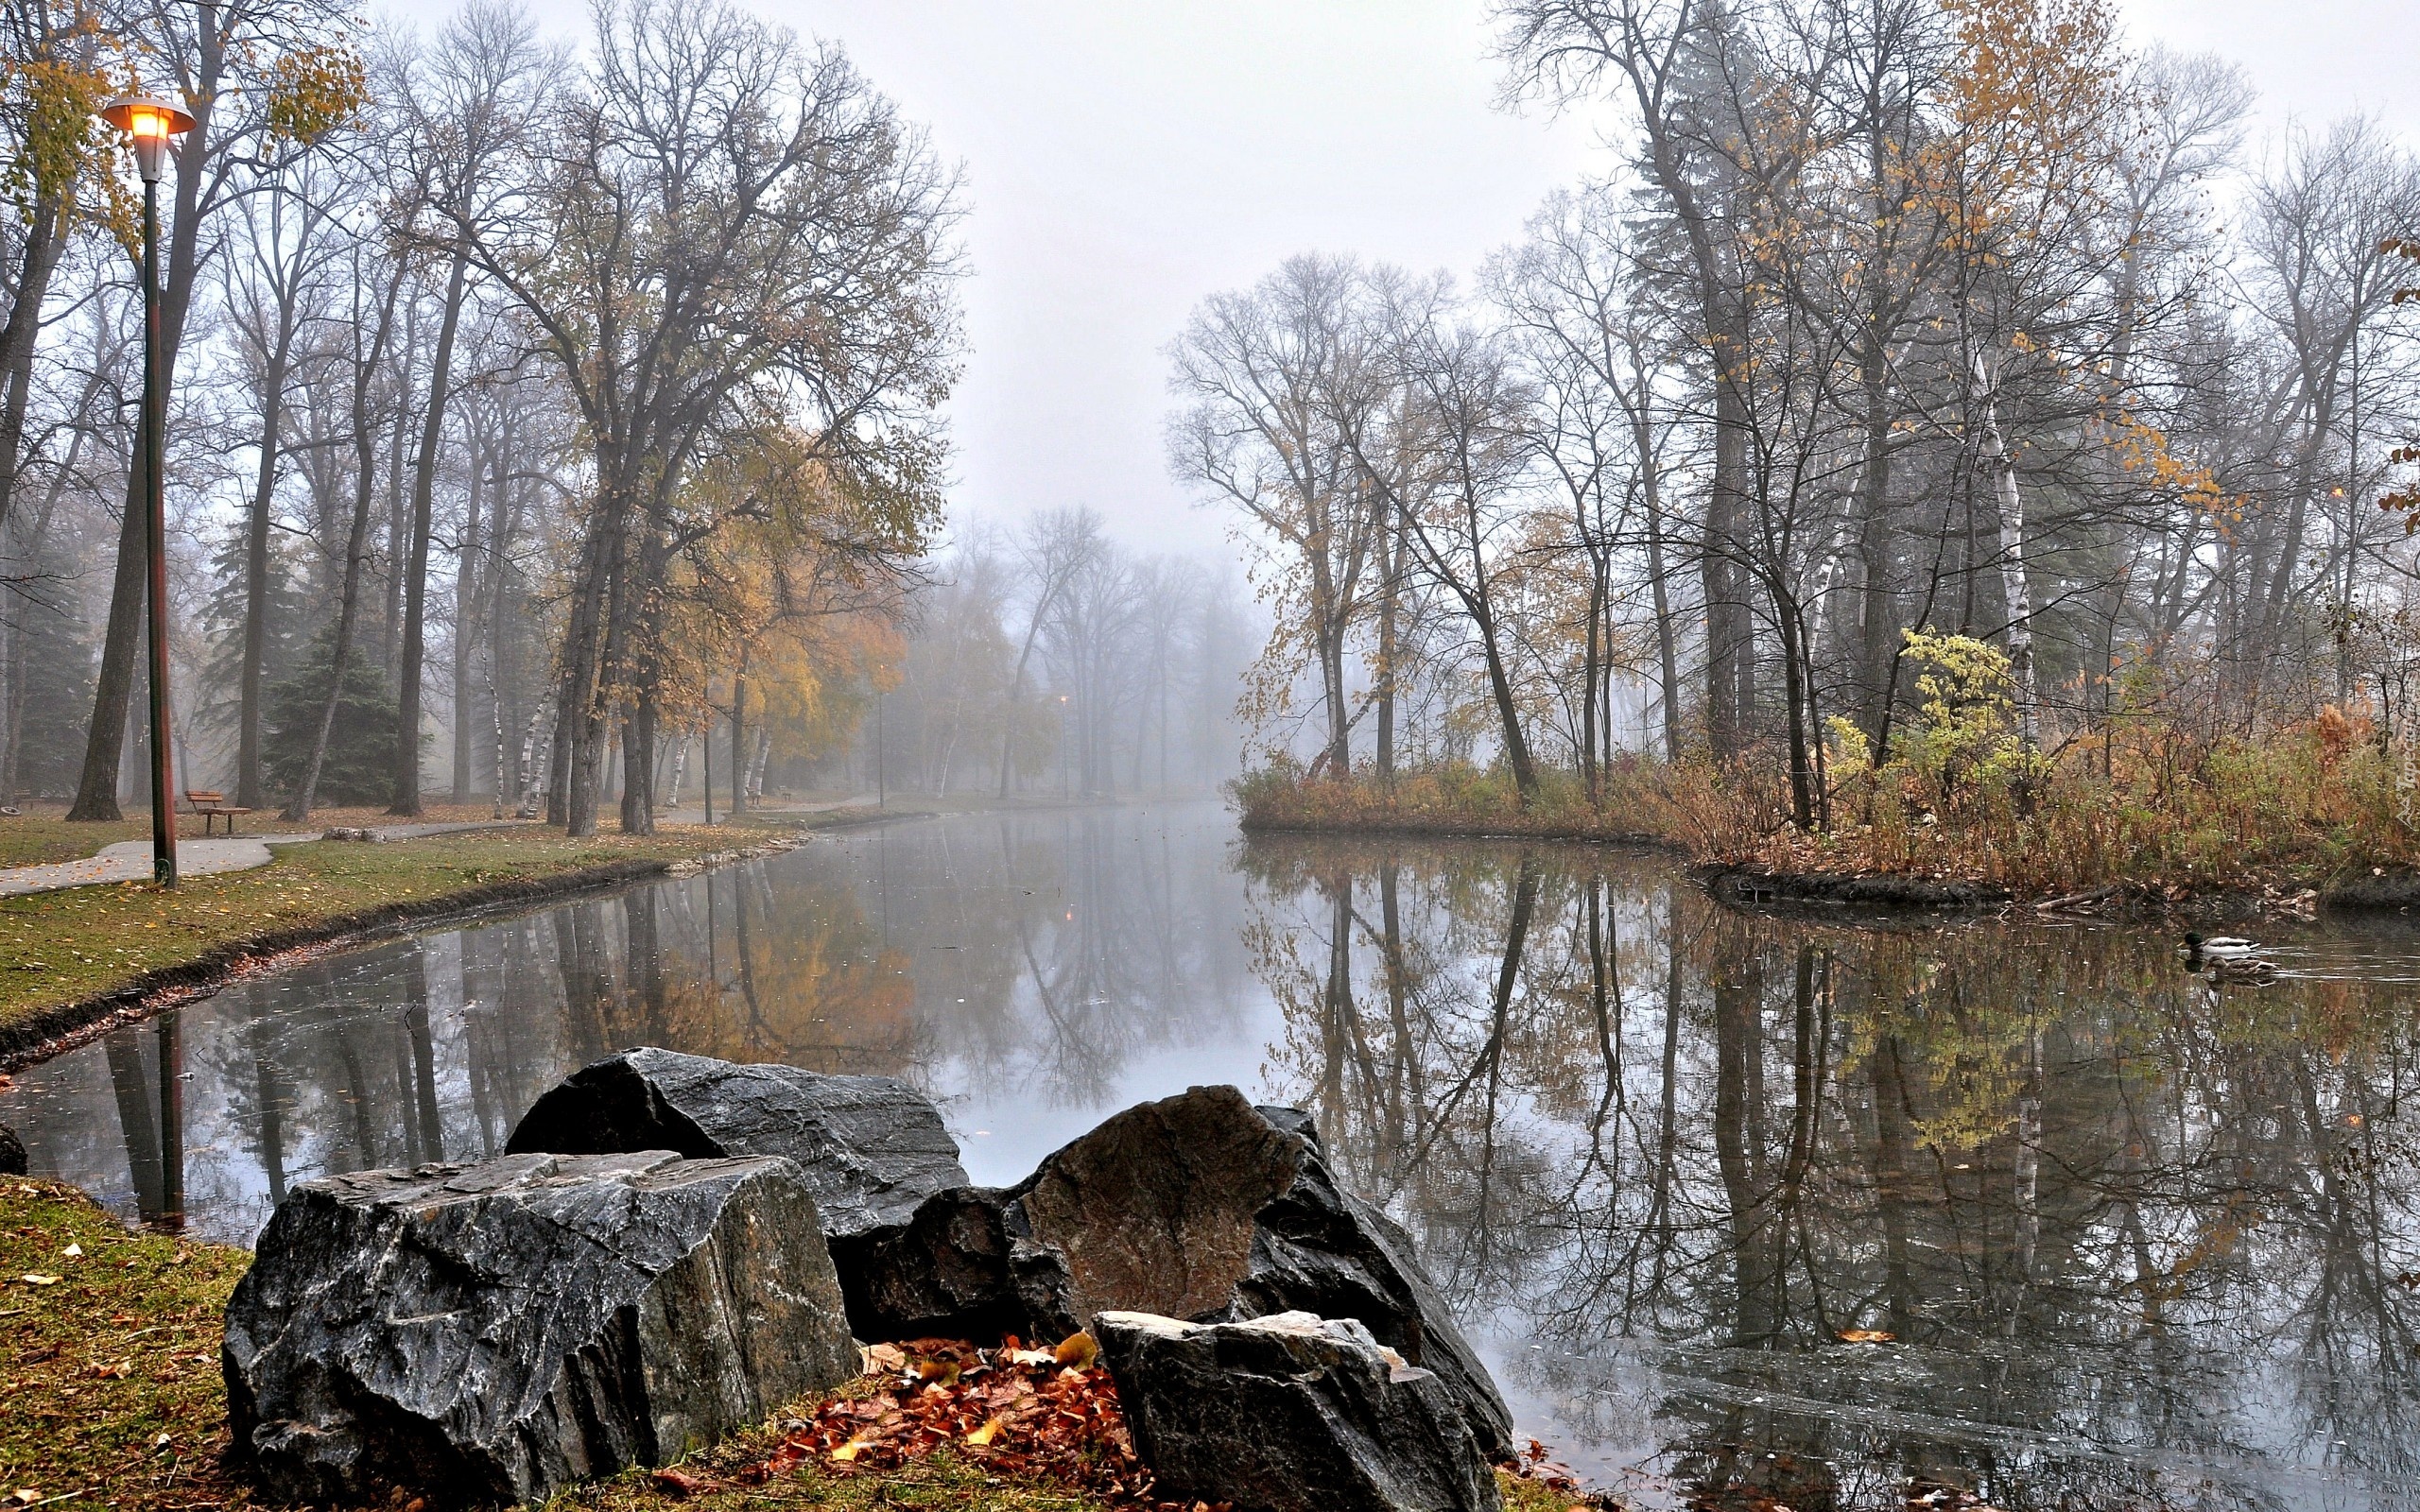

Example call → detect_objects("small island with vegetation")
1236 632 2420 915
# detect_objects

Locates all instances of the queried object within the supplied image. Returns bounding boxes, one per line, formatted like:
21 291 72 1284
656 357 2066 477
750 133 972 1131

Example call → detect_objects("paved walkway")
0 818 540 900
647 796 879 826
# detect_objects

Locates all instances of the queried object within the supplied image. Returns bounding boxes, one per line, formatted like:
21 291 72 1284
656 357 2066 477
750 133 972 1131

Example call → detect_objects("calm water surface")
8 800 2420 1511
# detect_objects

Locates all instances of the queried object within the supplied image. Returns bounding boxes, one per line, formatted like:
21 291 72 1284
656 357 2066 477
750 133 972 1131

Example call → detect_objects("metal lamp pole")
103 93 194 887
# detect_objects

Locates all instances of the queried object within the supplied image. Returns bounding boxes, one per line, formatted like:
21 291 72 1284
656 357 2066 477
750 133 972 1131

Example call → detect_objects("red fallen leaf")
648 1468 710 1498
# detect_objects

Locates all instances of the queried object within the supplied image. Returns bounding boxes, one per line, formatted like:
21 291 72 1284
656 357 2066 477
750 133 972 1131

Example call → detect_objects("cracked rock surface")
223 1151 856 1506
1094 1309 1503 1512
505 1048 970 1239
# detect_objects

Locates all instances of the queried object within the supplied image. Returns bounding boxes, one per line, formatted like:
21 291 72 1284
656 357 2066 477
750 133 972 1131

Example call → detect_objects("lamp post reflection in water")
99 1011 184 1228
156 1009 183 1229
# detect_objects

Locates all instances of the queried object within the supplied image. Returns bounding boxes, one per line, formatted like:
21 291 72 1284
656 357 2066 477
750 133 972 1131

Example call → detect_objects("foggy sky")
430 0 2419 557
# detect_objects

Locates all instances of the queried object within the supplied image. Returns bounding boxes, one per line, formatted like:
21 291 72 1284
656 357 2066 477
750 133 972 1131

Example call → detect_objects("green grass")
0 1179 255 1510
0 824 759 1040
0 801 532 868
0 1182 1588 1512
0 812 148 868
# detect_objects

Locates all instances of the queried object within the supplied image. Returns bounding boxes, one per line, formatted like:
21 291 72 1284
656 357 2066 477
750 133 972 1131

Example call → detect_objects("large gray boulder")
828 1086 1512 1456
223 1151 857 1506
504 1048 970 1238
1095 1310 1503 1512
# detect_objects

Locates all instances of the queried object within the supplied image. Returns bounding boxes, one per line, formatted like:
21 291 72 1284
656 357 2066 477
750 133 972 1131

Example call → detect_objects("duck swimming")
2182 935 2270 976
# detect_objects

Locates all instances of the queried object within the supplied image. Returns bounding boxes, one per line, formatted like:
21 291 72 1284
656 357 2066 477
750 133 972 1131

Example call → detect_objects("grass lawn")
0 823 762 1044
0 1181 1583 1512
0 801 518 869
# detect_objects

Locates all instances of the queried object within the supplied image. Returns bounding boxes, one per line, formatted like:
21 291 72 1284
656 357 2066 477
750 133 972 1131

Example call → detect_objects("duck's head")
2183 933 2205 949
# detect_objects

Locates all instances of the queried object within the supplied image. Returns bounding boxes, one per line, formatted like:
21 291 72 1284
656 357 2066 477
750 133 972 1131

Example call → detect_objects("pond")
6 800 2419 1511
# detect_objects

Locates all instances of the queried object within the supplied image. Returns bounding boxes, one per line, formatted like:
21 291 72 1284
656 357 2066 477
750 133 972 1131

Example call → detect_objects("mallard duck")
2182 933 2265 966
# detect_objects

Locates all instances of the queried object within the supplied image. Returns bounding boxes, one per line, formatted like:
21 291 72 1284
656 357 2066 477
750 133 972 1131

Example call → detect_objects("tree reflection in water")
0 806 1254 1246
7 809 2419 1508
1240 835 2420 1510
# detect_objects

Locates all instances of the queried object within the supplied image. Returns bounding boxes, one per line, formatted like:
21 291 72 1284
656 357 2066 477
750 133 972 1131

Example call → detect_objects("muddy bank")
1237 813 1676 849
1698 860 2420 923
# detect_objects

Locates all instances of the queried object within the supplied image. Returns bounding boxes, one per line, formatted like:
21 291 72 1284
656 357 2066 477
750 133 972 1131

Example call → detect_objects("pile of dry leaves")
731 1332 1212 1511
709 1331 1601 1512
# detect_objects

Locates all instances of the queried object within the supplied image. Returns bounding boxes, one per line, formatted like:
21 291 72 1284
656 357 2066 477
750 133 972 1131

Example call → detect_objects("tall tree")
467 0 959 835
64 0 361 820
382 0 544 814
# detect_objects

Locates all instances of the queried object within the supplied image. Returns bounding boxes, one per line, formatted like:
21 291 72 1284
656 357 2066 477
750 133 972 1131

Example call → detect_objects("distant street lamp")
101 92 195 887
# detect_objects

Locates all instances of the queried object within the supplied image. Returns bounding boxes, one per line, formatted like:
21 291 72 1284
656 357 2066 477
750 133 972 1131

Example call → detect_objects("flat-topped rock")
504 1048 969 1238
1095 1309 1502 1512
223 1151 856 1506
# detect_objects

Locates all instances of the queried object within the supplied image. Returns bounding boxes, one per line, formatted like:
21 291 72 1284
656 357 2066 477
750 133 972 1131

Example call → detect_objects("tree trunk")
551 474 628 834
0 191 68 541
619 701 655 833
452 436 489 800
1977 369 2038 747
1856 337 1899 753
729 653 749 815
1705 295 1754 757
747 727 770 805
392 247 471 815
64 447 149 821
233 335 295 811
1476 614 1537 801
284 267 400 820
283 413 379 820
1374 498 1399 784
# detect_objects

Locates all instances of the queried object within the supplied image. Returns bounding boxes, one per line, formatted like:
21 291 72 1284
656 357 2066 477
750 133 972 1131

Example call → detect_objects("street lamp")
101 92 194 888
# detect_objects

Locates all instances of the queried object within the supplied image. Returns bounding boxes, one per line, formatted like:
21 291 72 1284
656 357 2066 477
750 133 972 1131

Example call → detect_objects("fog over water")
9 803 2420 1510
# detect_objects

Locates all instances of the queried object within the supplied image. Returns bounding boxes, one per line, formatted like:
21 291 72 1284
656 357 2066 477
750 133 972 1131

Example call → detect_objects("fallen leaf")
861 1341 907 1375
1838 1329 1894 1344
16 1275 60 1287
965 1416 1005 1446
648 1468 709 1498
59 1245 80 1260
1053 1330 1098 1369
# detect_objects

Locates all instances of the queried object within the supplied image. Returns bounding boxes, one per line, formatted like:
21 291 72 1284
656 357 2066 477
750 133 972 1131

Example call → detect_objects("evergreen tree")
265 623 400 805
5 570 97 800
198 525 308 747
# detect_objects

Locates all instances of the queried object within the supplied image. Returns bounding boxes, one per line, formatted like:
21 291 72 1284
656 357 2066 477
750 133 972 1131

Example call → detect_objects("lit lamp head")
100 93 196 184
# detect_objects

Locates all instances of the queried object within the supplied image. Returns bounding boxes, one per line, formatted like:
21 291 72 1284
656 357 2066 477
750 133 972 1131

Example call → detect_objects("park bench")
182 788 255 836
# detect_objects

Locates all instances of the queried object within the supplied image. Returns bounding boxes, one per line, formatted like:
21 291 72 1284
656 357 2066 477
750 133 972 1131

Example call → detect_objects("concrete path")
646 796 879 827
0 817 541 900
